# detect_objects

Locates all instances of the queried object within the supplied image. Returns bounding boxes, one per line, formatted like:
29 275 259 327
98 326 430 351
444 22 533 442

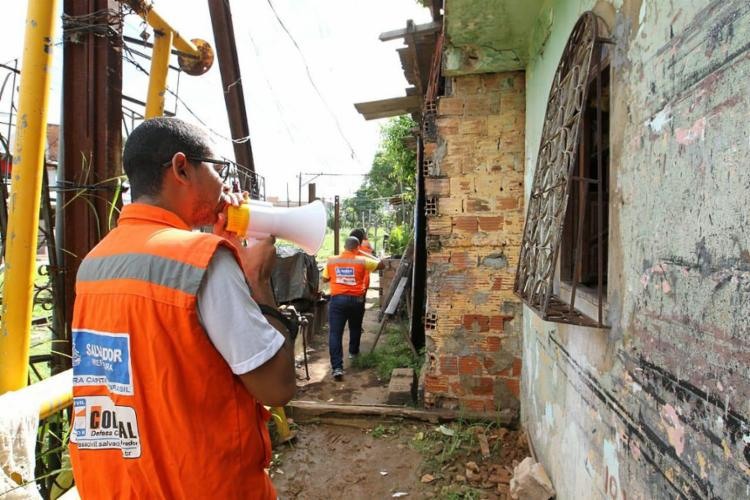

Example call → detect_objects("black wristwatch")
258 304 296 341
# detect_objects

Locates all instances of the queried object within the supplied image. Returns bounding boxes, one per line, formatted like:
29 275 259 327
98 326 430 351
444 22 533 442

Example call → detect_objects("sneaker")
348 352 359 360
332 368 344 380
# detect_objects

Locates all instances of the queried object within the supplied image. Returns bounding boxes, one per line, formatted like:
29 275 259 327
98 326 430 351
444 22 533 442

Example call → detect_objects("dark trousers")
328 294 365 370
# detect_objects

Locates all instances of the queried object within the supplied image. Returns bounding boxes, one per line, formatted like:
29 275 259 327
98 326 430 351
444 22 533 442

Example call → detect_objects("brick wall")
422 72 525 414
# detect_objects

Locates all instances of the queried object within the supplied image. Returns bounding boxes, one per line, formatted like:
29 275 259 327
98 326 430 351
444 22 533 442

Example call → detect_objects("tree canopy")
343 115 417 229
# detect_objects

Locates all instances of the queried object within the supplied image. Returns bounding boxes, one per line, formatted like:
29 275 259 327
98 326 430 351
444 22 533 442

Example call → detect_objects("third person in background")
322 236 384 380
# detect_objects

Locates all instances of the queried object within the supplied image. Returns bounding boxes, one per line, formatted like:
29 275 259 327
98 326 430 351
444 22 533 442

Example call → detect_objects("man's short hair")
344 236 360 251
123 117 212 199
350 228 366 241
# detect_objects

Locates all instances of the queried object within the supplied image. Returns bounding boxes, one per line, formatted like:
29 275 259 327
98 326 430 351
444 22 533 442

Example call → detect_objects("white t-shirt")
196 247 285 375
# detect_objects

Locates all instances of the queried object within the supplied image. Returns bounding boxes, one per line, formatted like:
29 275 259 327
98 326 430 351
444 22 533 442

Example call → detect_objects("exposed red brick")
512 357 522 377
425 375 449 393
463 314 490 332
449 381 467 397
450 251 471 268
489 316 505 331
453 216 479 232
470 377 494 396
462 398 494 412
491 277 504 290
478 216 504 231
459 355 482 375
505 378 520 397
440 356 459 375
481 336 502 352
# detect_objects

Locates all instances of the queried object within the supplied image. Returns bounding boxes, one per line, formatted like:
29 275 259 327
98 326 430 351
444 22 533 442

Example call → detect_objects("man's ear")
168 152 191 186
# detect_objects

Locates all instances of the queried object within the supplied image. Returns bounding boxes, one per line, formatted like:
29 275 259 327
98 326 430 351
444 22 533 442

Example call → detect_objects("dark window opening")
560 62 610 295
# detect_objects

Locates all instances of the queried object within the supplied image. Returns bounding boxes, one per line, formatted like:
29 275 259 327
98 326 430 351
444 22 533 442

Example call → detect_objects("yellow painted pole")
142 8 200 55
144 29 173 119
0 0 59 394
271 406 295 443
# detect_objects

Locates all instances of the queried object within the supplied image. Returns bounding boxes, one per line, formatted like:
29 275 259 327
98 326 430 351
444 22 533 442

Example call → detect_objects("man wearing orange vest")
69 118 295 499
322 236 383 379
349 228 374 323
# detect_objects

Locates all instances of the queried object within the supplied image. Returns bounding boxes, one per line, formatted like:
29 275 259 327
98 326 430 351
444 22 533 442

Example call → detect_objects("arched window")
514 12 611 328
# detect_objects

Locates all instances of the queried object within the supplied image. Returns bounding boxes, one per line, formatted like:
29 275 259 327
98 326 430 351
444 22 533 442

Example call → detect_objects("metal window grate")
514 12 610 328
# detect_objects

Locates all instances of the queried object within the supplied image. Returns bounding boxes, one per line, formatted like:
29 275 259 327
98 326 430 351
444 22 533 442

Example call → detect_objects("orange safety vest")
326 250 369 297
360 239 373 255
359 240 374 293
69 204 275 500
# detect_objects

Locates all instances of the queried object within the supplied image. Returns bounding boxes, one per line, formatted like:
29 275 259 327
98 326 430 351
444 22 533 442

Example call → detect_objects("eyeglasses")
162 156 233 182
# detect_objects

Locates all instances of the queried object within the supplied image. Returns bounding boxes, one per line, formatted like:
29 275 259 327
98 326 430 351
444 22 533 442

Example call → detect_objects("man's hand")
214 207 278 310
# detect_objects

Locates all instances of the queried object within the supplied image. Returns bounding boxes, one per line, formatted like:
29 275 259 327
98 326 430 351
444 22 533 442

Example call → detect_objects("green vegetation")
386 224 411 257
370 424 399 439
351 321 423 381
342 116 417 244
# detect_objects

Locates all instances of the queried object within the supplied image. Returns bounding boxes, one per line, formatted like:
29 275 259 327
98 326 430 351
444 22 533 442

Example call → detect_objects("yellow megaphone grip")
225 203 250 235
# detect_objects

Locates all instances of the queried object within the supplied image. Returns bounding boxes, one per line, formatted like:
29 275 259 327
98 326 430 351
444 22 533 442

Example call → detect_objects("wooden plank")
385 277 409 315
354 95 422 120
286 400 517 426
379 21 442 42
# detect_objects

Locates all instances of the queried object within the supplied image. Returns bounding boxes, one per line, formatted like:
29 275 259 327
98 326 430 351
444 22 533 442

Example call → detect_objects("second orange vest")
327 250 369 297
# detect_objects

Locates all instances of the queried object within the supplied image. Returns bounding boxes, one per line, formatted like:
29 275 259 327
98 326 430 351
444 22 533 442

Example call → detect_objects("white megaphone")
225 198 327 255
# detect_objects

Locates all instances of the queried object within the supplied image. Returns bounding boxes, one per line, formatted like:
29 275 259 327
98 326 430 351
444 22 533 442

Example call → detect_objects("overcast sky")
0 0 431 201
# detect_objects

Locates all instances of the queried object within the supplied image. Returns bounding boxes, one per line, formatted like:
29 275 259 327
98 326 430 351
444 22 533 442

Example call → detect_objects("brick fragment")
459 356 482 375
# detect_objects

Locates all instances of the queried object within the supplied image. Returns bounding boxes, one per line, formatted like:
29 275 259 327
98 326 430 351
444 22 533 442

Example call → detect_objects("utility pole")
207 0 257 195
60 0 123 366
308 182 316 203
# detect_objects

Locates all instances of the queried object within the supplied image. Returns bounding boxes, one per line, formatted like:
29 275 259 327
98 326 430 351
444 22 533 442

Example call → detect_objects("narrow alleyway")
273 276 531 499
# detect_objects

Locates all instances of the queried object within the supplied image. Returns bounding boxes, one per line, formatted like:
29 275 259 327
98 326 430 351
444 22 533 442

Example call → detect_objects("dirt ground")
274 277 531 499
270 418 530 499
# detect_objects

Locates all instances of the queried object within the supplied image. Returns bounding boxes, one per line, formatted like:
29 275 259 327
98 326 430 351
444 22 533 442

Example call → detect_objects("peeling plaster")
675 116 707 145
645 105 672 133
660 404 686 456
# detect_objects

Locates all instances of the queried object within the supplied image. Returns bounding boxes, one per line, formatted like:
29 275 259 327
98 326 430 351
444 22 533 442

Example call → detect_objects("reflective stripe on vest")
69 203 275 500
77 253 205 295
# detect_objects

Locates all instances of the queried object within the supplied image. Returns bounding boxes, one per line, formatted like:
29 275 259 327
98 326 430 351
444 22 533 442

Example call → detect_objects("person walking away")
322 236 383 379
69 117 296 499
350 228 373 256
349 228 375 319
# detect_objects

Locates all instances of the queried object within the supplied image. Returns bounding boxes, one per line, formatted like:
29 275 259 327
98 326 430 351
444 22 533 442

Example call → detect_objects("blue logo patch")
73 330 133 395
334 266 356 285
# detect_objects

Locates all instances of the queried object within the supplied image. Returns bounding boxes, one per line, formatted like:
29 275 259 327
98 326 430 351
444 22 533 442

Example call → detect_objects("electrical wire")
265 0 360 163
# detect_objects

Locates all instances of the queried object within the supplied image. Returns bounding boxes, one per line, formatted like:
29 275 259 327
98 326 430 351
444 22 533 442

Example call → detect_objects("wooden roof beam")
379 20 441 42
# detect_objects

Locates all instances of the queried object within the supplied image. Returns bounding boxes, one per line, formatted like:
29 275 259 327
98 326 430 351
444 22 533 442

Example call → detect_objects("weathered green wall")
444 0 546 74
519 0 750 497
